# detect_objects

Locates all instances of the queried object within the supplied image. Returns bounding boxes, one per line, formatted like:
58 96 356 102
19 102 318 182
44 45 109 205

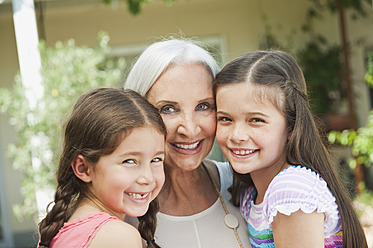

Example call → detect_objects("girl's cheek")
216 128 228 144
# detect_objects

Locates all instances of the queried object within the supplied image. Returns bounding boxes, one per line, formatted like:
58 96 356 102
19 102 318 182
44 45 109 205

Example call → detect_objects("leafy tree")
297 0 371 117
0 33 125 220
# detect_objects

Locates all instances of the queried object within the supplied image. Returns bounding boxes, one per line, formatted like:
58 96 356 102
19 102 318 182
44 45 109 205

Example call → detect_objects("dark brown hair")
213 51 367 247
38 88 166 248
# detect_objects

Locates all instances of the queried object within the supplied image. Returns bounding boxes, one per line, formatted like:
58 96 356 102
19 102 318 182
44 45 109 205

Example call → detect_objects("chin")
126 207 149 218
181 158 205 171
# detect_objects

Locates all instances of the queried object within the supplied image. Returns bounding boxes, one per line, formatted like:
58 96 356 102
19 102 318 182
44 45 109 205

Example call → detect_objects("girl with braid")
213 51 367 247
38 88 166 248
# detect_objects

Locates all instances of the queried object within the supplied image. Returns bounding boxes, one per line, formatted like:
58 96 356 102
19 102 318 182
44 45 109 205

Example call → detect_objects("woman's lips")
170 140 203 155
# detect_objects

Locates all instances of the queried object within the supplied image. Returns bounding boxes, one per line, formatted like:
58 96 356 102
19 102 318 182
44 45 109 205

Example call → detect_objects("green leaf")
0 33 126 220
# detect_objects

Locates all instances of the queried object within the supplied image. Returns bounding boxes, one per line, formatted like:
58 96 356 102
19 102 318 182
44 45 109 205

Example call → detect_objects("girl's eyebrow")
246 111 269 117
216 110 229 115
217 110 270 117
155 151 165 156
119 150 165 157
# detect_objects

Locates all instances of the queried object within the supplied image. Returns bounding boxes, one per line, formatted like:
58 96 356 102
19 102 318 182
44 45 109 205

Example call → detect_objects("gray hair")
123 38 220 96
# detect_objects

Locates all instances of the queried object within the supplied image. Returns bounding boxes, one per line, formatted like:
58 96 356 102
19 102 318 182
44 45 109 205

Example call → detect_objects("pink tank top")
48 212 118 248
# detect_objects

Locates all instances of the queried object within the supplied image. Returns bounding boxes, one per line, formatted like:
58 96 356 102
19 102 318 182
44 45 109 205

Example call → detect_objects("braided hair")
38 88 166 247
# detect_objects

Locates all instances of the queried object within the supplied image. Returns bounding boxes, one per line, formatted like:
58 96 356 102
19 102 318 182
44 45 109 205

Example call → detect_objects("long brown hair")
38 88 166 247
213 51 367 247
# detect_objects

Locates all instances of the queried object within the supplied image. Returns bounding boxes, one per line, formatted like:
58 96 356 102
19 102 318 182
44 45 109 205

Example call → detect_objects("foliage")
258 14 287 51
102 0 176 15
0 33 125 220
296 0 371 116
365 51 373 86
307 0 371 19
328 52 373 169
328 112 373 169
297 37 344 115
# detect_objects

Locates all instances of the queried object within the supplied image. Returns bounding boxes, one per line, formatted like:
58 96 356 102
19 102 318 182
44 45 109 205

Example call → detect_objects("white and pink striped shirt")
241 165 343 248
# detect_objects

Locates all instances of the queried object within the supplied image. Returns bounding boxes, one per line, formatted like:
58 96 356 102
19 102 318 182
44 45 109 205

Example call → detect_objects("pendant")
224 213 239 229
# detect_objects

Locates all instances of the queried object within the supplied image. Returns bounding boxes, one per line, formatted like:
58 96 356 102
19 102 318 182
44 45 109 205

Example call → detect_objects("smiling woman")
145 63 217 172
124 38 251 248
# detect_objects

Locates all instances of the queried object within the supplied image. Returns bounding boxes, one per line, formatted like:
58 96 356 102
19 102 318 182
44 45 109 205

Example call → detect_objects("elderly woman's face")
146 63 216 171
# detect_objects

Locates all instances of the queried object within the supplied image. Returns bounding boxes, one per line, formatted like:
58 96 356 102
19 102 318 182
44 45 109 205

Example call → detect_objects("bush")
0 33 125 221
328 51 373 171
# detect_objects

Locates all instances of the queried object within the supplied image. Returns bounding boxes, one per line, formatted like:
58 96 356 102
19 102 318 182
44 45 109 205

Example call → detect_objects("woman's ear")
71 154 92 183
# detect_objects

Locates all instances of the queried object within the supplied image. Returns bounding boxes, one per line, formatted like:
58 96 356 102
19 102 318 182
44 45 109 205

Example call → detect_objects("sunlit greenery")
328 52 373 171
0 33 125 220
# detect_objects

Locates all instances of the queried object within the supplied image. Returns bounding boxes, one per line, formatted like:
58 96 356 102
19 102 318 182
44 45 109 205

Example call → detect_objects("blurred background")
0 0 372 247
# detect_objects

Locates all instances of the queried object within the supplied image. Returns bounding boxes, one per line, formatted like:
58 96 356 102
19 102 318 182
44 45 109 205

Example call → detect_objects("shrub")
0 33 125 221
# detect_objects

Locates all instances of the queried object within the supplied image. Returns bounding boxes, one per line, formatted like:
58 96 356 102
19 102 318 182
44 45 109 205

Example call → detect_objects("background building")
0 0 372 247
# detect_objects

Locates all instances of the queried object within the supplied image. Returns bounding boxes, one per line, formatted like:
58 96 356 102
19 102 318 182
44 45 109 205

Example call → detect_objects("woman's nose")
177 113 200 138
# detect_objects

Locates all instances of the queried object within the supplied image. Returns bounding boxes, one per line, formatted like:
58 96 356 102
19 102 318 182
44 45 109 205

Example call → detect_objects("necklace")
202 163 244 248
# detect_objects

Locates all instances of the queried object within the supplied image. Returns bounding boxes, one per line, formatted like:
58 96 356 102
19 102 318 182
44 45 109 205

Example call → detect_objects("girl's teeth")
175 141 199 149
127 193 149 199
233 150 254 155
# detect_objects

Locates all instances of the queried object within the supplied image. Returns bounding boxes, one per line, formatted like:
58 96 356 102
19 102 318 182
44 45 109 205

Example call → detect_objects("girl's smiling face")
88 126 165 219
216 83 289 177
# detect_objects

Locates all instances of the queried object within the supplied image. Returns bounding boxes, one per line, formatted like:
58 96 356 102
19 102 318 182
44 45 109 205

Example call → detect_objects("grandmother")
124 38 250 248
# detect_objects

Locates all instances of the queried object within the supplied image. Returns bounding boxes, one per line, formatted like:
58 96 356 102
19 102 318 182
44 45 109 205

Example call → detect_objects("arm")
89 219 142 248
272 210 324 248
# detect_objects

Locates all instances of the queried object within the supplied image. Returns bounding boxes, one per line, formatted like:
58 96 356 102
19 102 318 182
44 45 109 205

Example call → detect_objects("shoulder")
203 158 231 178
90 219 142 248
266 165 328 200
269 166 324 191
203 158 232 190
264 166 338 224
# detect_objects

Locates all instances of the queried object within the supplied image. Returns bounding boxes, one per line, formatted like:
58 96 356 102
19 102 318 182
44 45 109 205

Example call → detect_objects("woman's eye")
196 102 211 111
160 105 177 114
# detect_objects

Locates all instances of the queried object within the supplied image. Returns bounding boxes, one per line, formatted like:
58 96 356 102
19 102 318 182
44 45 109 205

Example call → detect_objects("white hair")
123 38 220 96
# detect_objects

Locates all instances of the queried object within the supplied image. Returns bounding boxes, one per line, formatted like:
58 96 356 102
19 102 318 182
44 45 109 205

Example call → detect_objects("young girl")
213 51 367 247
38 88 166 248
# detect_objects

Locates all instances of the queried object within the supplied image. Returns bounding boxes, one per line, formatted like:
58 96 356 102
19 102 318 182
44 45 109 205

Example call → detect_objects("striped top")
241 165 343 248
